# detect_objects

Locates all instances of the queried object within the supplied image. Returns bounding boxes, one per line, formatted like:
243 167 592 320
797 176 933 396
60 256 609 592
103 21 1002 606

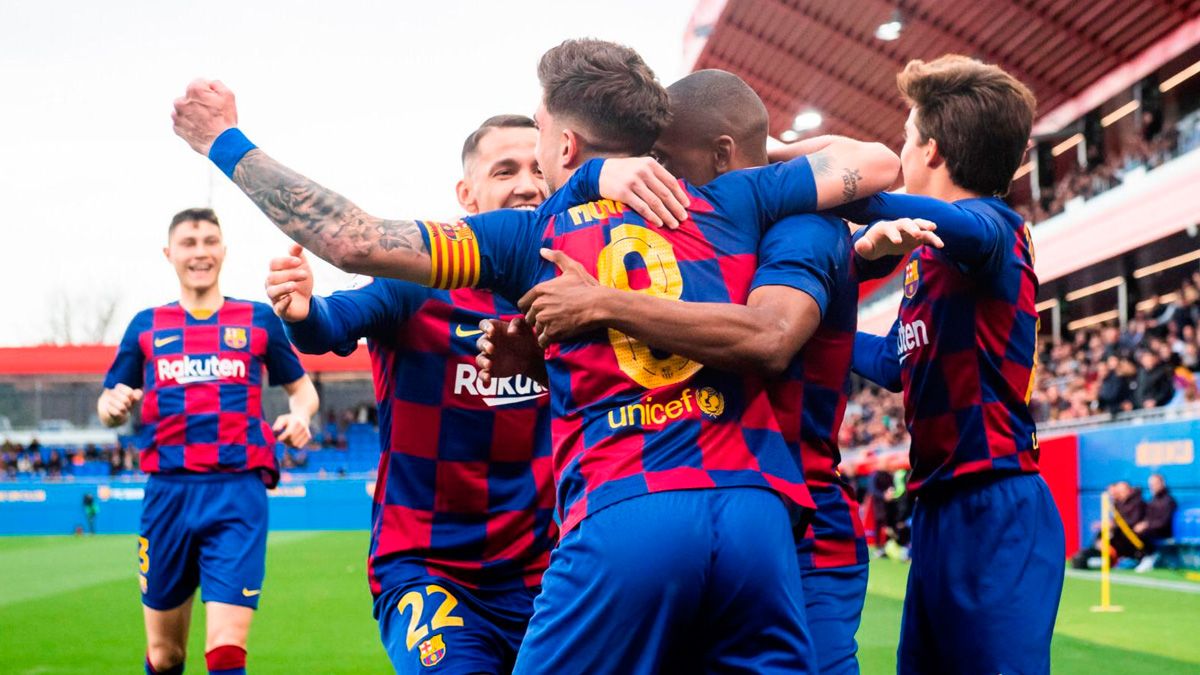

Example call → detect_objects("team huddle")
100 36 1066 675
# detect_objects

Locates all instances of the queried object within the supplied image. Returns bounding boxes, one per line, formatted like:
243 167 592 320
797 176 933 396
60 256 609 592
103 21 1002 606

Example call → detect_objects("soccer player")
171 39 898 671
837 56 1066 674
98 208 318 675
502 69 934 675
261 115 561 674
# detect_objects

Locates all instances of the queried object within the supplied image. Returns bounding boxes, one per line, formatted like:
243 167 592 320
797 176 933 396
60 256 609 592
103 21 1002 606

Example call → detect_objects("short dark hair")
537 39 670 156
898 55 1036 197
666 70 769 152
461 114 537 166
169 207 220 236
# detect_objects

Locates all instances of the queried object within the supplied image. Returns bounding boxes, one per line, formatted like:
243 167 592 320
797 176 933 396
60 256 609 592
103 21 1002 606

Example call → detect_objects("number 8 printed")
596 224 701 389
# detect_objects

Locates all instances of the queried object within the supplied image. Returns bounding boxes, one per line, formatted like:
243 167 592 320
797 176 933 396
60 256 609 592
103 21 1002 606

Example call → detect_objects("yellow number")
397 591 429 651
137 536 149 574
426 584 465 630
397 585 464 652
595 224 701 388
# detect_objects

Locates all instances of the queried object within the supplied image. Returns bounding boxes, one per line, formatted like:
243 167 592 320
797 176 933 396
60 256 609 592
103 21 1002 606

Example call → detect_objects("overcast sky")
0 0 699 346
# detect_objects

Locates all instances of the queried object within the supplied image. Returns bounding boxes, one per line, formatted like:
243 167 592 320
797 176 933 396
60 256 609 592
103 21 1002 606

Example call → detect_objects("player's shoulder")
959 197 1024 231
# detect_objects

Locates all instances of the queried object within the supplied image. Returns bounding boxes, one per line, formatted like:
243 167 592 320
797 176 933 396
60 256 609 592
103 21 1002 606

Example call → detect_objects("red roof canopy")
0 344 371 377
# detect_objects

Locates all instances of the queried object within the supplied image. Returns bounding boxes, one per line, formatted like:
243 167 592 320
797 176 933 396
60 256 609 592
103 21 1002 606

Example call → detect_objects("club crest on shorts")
903 259 920 299
418 634 446 667
223 327 248 350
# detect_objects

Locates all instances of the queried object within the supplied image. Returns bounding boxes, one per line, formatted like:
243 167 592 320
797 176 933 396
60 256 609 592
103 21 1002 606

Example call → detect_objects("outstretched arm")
172 79 432 281
768 135 900 210
851 322 903 393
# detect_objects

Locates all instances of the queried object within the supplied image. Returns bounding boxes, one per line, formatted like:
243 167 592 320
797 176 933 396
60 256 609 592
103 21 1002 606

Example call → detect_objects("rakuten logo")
156 356 246 384
896 319 930 364
453 363 547 407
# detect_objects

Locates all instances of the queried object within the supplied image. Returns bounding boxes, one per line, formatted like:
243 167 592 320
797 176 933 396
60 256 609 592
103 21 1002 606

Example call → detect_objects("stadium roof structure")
684 0 1200 143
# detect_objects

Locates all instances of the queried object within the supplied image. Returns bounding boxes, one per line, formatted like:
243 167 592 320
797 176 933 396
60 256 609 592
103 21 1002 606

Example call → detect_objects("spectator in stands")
46 450 64 478
1134 349 1174 408
1 445 16 478
1134 473 1179 572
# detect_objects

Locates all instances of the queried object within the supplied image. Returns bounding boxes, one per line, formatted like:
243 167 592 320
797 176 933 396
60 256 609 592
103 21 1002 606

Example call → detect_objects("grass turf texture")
1 533 1198 673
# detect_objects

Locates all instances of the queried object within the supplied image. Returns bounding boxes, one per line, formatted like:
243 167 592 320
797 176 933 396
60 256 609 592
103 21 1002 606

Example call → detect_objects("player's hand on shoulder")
98 384 143 427
171 79 239 155
854 218 943 261
266 244 314 322
519 249 606 348
272 413 312 449
476 317 540 386
598 157 690 229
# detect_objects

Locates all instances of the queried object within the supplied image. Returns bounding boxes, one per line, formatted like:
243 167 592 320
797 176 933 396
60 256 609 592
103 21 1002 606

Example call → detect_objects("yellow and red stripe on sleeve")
421 220 482 289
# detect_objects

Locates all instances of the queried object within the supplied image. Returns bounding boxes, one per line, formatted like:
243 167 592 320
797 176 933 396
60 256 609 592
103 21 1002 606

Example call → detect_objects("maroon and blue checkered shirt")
104 299 306 488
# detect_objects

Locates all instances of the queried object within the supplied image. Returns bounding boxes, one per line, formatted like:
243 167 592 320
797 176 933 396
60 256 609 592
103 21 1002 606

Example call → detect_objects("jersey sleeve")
537 158 604 214
706 157 818 232
751 214 849 319
285 279 429 355
835 193 1008 271
417 210 543 302
852 321 902 393
259 308 307 386
102 313 148 390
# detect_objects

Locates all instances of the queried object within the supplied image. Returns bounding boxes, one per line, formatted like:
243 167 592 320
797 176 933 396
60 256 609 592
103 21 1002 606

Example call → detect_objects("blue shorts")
899 473 1065 675
513 487 816 675
138 472 268 611
374 576 537 674
801 563 868 675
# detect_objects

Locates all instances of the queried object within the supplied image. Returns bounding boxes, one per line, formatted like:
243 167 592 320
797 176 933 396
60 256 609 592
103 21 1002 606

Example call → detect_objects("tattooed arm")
773 135 899 211
231 150 432 280
171 79 432 282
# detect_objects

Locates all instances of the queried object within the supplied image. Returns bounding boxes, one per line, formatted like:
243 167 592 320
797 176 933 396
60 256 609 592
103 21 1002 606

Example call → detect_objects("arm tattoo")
808 150 833 177
841 167 862 201
231 150 428 273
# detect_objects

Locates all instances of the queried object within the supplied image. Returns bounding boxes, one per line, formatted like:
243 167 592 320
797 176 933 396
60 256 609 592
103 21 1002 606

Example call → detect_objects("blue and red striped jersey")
846 194 1040 494
103 298 305 487
753 213 868 569
418 157 821 534
285 281 556 595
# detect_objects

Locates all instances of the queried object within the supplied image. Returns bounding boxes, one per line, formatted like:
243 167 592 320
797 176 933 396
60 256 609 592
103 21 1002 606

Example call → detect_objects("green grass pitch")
2 532 1199 673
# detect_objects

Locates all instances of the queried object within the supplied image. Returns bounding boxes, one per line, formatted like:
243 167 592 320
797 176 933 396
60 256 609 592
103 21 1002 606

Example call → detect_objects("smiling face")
164 219 225 294
458 125 547 214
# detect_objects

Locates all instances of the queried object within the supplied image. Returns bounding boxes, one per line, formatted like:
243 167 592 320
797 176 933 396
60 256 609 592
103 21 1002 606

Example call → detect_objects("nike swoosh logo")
898 353 911 365
242 588 261 597
154 335 180 348
455 325 484 338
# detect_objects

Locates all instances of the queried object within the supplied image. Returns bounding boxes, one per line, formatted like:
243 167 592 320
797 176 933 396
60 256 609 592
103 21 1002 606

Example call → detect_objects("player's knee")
146 642 186 671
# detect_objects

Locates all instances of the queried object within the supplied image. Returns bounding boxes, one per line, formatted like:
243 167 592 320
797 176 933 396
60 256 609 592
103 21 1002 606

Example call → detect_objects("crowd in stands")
1016 109 1200 225
1 439 136 479
1031 273 1200 424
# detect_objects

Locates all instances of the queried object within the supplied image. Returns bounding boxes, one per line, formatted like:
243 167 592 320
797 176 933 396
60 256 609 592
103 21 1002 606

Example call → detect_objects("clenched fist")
172 79 239 156
98 383 143 428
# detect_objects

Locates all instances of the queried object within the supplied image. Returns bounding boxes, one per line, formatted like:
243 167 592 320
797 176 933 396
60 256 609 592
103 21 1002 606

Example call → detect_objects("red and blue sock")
206 645 247 675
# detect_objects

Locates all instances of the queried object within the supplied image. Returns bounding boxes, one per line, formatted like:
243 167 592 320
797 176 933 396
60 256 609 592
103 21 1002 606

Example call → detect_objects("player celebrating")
98 208 318 675
502 69 935 675
171 39 898 671
262 115 561 674
839 55 1065 674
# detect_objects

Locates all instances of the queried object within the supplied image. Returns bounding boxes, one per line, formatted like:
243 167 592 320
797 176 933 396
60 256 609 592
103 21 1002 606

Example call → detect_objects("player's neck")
918 171 982 203
178 286 224 316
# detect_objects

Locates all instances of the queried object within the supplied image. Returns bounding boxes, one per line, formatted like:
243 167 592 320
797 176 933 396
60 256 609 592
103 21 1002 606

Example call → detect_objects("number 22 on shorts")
396 584 465 651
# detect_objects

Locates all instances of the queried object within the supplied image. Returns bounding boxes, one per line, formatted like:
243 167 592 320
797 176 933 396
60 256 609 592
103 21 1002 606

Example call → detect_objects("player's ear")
562 128 581 169
924 137 942 169
456 178 479 215
713 135 735 174
162 246 171 262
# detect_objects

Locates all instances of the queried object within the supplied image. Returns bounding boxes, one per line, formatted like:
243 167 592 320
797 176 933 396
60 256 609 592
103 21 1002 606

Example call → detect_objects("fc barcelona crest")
903 260 920 299
418 634 446 667
223 327 248 350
